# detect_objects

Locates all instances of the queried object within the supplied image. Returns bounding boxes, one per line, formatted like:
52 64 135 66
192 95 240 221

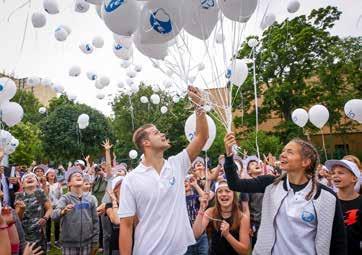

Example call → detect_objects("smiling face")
34 168 45 177
47 172 56 182
279 142 311 173
216 184 234 208
247 161 263 176
143 125 170 151
69 173 84 188
332 165 357 189
23 175 38 189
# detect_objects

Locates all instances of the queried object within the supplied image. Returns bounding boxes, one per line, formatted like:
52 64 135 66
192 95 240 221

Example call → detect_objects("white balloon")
260 13 276 30
92 36 104 48
229 59 249 86
95 80 104 89
4 146 16 155
43 0 59 14
139 1 185 44
185 113 216 151
102 0 140 36
126 70 136 78
150 94 160 104
96 92 105 99
129 149 138 159
54 27 68 41
78 122 89 129
117 81 125 89
69 66 81 77
53 83 64 93
130 83 139 93
344 99 362 123
140 96 149 104
79 43 94 54
120 60 131 69
219 0 257 22
308 105 329 128
113 42 133 60
134 64 142 72
32 12 46 28
26 76 41 87
113 34 133 47
78 113 90 124
1 102 24 127
86 71 97 80
9 138 19 148
287 0 300 13
0 130 13 147
0 78 17 103
247 38 258 48
99 76 110 87
67 92 77 101
172 95 179 103
160 106 168 114
183 0 219 40
75 0 90 13
85 0 103 4
126 78 134 86
152 85 160 93
61 25 72 35
291 108 308 128
133 31 168 60
39 107 47 114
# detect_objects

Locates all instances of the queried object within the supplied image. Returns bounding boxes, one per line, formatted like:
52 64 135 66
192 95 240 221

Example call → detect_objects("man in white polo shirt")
118 85 209 255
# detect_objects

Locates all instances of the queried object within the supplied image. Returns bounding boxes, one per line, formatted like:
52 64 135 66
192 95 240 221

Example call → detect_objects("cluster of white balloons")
79 36 104 54
0 78 24 127
0 130 19 155
292 99 362 129
77 113 90 129
55 25 71 41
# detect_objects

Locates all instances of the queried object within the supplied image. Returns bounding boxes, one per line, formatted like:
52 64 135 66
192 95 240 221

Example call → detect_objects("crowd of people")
0 86 361 255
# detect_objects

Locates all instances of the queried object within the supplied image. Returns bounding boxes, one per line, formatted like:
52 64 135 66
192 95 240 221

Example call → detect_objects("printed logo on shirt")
344 209 359 226
169 176 176 186
301 210 315 223
74 202 90 210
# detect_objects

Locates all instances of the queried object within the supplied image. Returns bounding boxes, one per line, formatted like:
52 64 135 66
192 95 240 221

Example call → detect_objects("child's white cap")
325 159 360 178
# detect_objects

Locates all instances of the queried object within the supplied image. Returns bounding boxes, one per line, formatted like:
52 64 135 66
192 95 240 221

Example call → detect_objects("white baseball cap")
325 159 360 178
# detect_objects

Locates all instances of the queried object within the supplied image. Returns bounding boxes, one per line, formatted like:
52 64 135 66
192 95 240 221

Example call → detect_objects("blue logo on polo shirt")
301 211 315 223
150 8 172 34
169 176 176 186
104 0 124 12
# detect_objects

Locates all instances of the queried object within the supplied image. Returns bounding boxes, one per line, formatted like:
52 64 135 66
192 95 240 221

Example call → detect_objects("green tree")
39 102 113 163
233 6 361 144
9 122 44 165
237 131 283 157
12 90 43 124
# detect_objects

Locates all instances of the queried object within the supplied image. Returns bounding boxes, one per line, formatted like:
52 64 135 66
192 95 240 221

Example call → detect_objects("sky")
0 0 361 116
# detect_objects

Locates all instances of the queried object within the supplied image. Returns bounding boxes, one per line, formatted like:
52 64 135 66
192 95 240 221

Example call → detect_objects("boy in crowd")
327 159 362 255
15 173 52 253
52 167 99 255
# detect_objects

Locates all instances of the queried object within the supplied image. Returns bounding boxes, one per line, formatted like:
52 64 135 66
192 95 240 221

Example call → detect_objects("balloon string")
204 212 223 222
252 47 261 160
128 95 135 130
6 0 30 22
321 129 328 160
204 150 210 193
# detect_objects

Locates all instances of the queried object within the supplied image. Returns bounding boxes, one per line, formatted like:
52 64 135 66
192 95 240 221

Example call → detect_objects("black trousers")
46 218 60 242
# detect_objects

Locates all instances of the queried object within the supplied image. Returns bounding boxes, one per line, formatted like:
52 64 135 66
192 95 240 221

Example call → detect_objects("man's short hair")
132 124 154 152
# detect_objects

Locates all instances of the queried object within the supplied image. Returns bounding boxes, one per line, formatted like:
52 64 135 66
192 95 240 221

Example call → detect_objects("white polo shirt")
273 177 317 255
118 149 195 255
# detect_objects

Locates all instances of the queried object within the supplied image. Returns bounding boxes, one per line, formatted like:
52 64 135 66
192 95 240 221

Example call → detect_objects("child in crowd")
52 167 99 255
193 180 250 255
15 173 52 253
326 159 362 255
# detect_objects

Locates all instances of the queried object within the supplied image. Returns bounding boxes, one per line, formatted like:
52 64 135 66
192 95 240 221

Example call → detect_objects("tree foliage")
12 90 43 124
9 122 44 165
233 6 362 144
39 99 113 164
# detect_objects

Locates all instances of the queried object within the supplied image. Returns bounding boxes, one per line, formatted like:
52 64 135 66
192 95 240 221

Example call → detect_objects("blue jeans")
184 233 209 255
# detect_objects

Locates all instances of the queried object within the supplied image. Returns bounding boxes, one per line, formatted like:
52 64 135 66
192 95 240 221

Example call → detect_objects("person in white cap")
118 86 208 255
326 159 362 255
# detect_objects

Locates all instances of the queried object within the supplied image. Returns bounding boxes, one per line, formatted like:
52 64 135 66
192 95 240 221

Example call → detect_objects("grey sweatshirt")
52 191 99 248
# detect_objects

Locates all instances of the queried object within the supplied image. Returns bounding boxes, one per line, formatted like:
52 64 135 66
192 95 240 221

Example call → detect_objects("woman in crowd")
193 179 250 255
223 132 347 255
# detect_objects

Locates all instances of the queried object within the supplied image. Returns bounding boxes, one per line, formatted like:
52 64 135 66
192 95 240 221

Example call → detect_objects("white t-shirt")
118 150 195 255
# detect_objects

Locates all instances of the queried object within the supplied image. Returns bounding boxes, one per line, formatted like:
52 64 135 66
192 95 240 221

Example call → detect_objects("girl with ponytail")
223 133 347 255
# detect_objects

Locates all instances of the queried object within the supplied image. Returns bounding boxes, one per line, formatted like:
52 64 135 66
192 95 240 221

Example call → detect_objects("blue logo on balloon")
104 0 124 12
201 0 215 9
86 44 92 52
301 211 315 223
347 110 355 118
225 68 232 79
92 75 97 80
0 84 3 92
115 44 123 50
150 8 172 34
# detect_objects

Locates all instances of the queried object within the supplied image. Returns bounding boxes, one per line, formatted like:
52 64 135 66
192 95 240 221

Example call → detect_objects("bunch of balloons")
0 130 19 155
0 78 24 127
77 113 90 129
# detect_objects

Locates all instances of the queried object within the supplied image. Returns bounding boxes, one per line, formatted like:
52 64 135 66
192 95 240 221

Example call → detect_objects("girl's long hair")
274 138 320 200
211 181 243 231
